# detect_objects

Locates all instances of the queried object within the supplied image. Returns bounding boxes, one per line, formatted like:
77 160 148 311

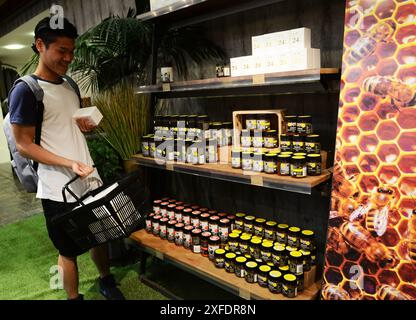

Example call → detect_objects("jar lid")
294 153 307 157
229 233 240 239
153 200 162 204
160 217 169 222
153 215 162 220
209 235 220 242
307 154 322 160
246 261 258 269
174 223 184 228
168 220 177 225
289 227 301 233
265 153 277 158
284 274 297 282
184 225 194 232
240 235 251 241
300 250 311 256
225 253 236 259
183 208 193 213
227 215 236 220
147 213 155 217
232 229 242 235
278 154 291 159
259 265 272 273
250 238 262 245
286 246 297 252
245 215 256 221
215 249 225 255
273 245 286 252
200 213 210 219
220 218 230 225
269 270 282 278
298 115 312 119
262 242 273 248
168 204 176 208
210 215 220 221
175 206 184 211
201 232 212 238
192 228 202 235
284 115 297 120
192 211 201 216
236 256 247 263
279 265 289 272
255 218 266 224
290 251 303 258
236 213 246 218
266 221 277 227
302 230 314 236
278 223 289 229
198 115 208 118
161 202 169 206
208 210 218 215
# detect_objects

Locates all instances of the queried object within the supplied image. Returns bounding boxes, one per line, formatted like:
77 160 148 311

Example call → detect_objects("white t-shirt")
36 78 102 202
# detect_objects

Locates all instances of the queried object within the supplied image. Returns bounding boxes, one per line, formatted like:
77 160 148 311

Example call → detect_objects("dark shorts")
41 199 89 258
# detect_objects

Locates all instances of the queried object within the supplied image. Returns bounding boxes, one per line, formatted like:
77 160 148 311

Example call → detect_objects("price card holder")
239 288 251 300
166 163 174 171
252 74 265 85
251 175 264 187
155 251 164 260
162 83 171 92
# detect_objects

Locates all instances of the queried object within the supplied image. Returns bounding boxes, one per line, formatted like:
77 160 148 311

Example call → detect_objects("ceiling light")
3 44 26 50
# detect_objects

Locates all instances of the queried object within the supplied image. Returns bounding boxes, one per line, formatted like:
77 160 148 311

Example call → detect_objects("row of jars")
284 115 313 135
231 150 322 177
244 114 273 131
280 134 321 154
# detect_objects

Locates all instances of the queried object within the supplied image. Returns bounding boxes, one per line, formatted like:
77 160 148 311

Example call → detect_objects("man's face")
36 36 75 75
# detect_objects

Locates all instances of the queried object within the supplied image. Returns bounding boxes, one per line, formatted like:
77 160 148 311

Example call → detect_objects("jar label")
264 162 277 173
193 245 201 253
235 221 244 229
276 232 286 241
296 264 303 275
175 213 182 222
264 137 277 148
264 230 274 239
215 258 225 268
258 275 267 286
219 227 229 241
175 232 183 245
246 120 257 129
200 221 209 231
160 225 167 235
287 122 297 132
261 251 271 261
168 211 175 220
241 137 252 147
191 218 200 228
146 220 152 229
210 224 219 235
257 120 271 130
254 226 264 236
183 216 191 225
280 163 290 175
232 157 241 168
253 160 264 172
307 162 322 175
208 245 220 259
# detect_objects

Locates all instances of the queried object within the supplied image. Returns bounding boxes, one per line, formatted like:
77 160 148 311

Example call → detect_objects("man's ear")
35 38 45 53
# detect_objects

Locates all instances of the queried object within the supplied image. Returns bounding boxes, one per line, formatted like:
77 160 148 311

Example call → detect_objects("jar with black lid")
174 223 184 246
272 245 287 267
167 204 176 220
300 230 315 251
183 225 194 249
231 149 242 169
307 154 322 176
191 211 201 228
225 252 236 273
282 274 298 298
287 226 301 247
219 218 230 244
278 154 291 176
159 218 169 239
235 213 246 230
285 116 298 134
300 249 312 272
280 134 293 152
268 270 283 294
191 229 202 253
200 231 211 257
291 156 307 178
258 265 272 287
245 261 258 283
145 213 154 233
249 238 262 260
264 220 277 240
182 208 193 225
167 220 177 242
235 256 247 278
276 223 289 244
289 251 304 275
263 130 277 148
241 129 252 148
214 249 226 268
257 114 271 131
292 135 305 153
197 115 210 132
244 215 256 234
297 115 313 134
252 130 264 148
264 153 277 174
208 236 221 260
305 134 321 154
254 218 266 237
242 151 253 171
152 215 162 236
209 215 220 236
228 233 240 252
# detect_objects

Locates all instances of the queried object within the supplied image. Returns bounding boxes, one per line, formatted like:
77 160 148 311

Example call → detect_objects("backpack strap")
62 75 82 106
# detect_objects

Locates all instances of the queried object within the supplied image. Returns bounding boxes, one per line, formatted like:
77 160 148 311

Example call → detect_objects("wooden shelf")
136 68 340 98
130 229 321 300
133 154 332 195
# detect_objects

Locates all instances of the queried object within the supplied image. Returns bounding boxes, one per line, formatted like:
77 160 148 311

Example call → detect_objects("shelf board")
130 229 321 300
133 154 332 195
136 68 340 98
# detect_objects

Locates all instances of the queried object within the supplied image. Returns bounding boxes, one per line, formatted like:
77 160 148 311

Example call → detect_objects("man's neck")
34 63 61 82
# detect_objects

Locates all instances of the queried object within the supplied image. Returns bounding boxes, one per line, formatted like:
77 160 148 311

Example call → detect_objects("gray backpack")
3 75 81 193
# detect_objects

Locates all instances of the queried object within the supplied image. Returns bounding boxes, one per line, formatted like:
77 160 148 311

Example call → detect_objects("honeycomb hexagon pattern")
323 0 416 300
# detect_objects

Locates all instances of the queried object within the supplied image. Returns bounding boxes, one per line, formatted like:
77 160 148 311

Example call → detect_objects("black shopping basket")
51 170 147 251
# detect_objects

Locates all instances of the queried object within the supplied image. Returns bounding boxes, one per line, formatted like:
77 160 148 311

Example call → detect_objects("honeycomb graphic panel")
323 0 416 300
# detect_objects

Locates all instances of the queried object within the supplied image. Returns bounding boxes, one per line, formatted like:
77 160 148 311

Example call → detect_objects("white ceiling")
0 10 49 71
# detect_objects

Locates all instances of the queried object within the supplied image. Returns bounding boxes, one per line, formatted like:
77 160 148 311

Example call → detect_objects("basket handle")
62 165 96 205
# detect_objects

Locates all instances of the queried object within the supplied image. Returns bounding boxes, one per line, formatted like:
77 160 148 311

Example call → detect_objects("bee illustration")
321 284 351 300
408 209 416 262
339 221 394 265
376 284 411 300
362 76 416 108
327 226 349 255
345 21 395 65
332 163 359 199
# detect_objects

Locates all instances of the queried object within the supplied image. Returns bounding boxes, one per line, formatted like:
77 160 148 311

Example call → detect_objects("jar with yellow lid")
257 265 272 288
245 261 258 283
280 134 293 152
272 245 287 267
285 246 298 257
252 130 264 148
231 229 242 236
276 223 289 244
282 274 298 298
291 156 307 178
292 135 305 153
289 251 304 275
279 265 290 276
234 213 246 230
228 233 240 252
260 241 273 263
264 130 277 148
297 115 313 135
225 252 236 273
300 230 315 251
241 130 252 148
287 226 301 247
300 249 312 272
277 154 291 176
244 215 256 234
284 115 298 134
214 249 226 268
268 270 282 294
307 154 322 176
239 235 251 255
257 115 271 131
305 134 321 154
235 256 247 278
264 221 277 240
249 238 262 260
264 153 277 174
254 218 266 237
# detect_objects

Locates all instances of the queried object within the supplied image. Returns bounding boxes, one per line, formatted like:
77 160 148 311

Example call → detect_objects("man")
8 16 125 300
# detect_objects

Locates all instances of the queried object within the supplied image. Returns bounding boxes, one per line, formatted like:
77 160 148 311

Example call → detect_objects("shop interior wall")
149 0 346 270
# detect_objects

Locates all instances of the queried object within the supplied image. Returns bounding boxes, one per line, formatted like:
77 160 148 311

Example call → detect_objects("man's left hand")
76 118 96 133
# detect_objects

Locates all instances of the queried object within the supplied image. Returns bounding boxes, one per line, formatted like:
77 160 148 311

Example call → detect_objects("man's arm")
12 123 94 177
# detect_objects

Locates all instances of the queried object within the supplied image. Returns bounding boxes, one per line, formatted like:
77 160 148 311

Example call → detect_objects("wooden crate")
232 109 285 150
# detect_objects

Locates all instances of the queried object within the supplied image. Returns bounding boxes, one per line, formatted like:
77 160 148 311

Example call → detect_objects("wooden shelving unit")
130 229 321 300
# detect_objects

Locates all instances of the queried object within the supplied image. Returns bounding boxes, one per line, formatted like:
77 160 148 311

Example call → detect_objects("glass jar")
252 152 264 172
182 208 193 225
228 233 240 252
242 152 253 171
297 115 313 135
235 213 246 230
300 230 315 251
191 228 202 254
214 249 226 268
252 130 264 148
159 218 169 239
245 261 258 283
276 223 289 244
285 246 298 260
292 135 305 153
305 134 321 154
160 202 169 218
239 235 251 255
285 116 298 134
200 232 211 257
258 265 272 288
223 122 233 146
208 236 221 260
246 115 257 130
254 218 266 237
264 220 277 240
257 115 271 131
152 215 162 236
289 251 304 275
235 256 248 278
291 156 307 178
167 204 176 220
219 218 230 244
141 135 150 157
282 274 298 298
300 249 312 272
225 252 236 273
153 200 162 214
145 213 155 233
196 139 206 165
261 241 273 263
272 245 287 267
191 211 201 228
227 215 236 231
183 225 194 249
263 130 277 148
307 154 322 176
174 206 184 223
209 215 220 236
268 270 283 294
244 215 256 234
206 138 218 163
263 153 277 174
149 137 156 158
231 149 242 169
167 220 177 242
210 122 223 141
249 238 262 260
241 130 252 148
174 223 184 246
199 213 210 232
277 154 291 176
280 134 293 152
287 226 301 247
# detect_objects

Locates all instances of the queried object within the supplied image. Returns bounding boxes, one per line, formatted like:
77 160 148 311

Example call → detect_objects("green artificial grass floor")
0 214 167 300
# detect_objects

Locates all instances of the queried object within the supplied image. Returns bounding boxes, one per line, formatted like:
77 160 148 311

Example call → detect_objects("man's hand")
72 161 94 178
76 118 96 133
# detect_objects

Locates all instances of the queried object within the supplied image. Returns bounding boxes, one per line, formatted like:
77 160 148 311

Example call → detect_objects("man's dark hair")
31 16 78 54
